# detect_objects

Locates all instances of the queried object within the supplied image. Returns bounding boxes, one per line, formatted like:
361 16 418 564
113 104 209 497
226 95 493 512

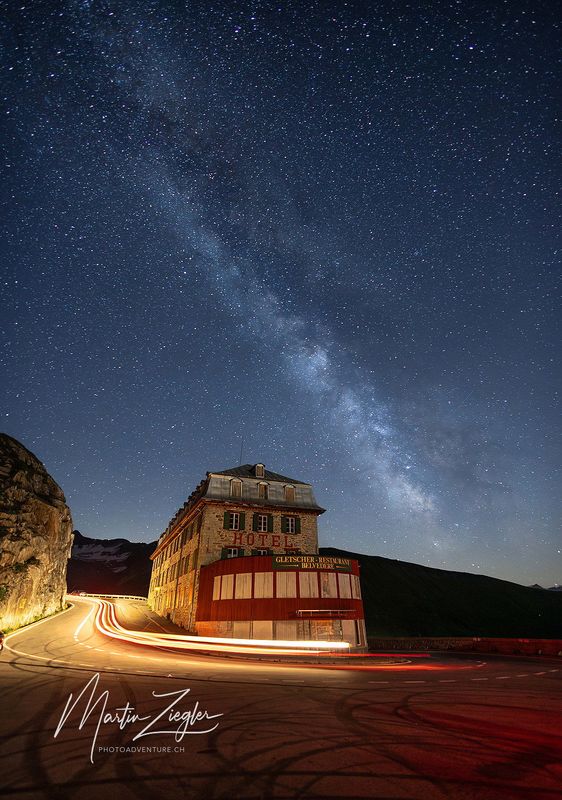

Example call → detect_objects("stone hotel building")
147 463 367 648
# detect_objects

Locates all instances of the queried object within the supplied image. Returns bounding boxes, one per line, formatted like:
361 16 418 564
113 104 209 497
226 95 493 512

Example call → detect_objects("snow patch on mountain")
73 543 130 564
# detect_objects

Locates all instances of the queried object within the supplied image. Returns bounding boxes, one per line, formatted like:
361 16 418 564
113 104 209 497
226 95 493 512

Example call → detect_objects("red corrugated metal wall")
195 555 365 623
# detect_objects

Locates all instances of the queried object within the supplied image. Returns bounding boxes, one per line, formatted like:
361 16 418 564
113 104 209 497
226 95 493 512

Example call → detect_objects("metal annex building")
147 463 367 648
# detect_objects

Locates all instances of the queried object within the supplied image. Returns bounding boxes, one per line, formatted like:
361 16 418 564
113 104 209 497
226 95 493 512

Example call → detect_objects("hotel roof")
210 464 310 485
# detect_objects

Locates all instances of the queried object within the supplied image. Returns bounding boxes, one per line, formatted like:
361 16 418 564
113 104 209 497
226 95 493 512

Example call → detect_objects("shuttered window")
254 513 273 531
281 516 301 534
224 512 245 530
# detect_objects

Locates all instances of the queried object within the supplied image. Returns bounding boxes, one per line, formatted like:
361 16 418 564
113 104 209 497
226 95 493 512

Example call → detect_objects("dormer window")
230 479 242 498
255 463 265 478
284 484 295 502
258 482 269 500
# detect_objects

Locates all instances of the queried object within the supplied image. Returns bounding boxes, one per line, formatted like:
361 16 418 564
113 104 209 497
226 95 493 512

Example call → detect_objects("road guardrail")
69 593 148 601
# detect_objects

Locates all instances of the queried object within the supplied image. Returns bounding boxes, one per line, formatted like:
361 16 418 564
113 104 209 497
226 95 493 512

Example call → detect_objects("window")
223 511 245 531
253 513 272 532
342 619 358 646
258 482 269 499
275 620 298 640
299 571 319 598
255 548 269 556
230 479 242 498
220 574 234 599
252 620 273 639
284 485 295 502
212 575 221 601
276 571 296 598
320 572 337 598
254 571 273 598
351 574 362 599
255 463 265 478
226 547 240 558
281 516 300 534
338 572 352 598
235 572 252 599
233 620 251 638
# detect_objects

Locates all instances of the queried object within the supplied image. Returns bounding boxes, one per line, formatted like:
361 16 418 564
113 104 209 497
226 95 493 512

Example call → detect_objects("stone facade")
199 504 319 566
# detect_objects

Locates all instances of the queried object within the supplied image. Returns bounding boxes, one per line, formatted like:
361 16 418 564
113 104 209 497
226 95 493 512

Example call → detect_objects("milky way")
1 1 560 585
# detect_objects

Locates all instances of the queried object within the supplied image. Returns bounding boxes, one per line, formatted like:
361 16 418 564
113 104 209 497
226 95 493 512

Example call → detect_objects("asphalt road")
1 597 561 800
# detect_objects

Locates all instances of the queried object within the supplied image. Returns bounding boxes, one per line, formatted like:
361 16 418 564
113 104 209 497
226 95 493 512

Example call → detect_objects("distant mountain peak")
67 530 156 595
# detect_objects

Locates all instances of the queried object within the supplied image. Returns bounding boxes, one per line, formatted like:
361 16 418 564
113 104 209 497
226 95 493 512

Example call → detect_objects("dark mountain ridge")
320 547 562 638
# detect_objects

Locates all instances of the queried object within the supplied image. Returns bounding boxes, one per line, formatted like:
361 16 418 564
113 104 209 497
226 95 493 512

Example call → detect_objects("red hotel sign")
230 532 295 548
272 555 352 572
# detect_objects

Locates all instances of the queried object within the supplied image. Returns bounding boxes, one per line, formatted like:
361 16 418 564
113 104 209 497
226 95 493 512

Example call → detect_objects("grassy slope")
320 547 562 638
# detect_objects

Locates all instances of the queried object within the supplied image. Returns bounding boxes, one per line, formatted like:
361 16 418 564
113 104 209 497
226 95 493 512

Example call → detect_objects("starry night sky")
1 1 560 586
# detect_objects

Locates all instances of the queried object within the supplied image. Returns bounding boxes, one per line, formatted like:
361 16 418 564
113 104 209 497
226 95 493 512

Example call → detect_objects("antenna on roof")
239 435 244 466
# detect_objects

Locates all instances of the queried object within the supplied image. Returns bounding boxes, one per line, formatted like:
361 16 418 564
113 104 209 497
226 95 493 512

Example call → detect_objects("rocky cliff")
0 434 73 631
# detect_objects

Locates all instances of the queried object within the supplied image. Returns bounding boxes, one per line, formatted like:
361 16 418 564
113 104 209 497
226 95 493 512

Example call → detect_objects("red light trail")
76 595 482 673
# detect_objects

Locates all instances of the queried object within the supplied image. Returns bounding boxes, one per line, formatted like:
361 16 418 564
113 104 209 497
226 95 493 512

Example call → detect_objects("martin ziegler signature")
54 672 223 763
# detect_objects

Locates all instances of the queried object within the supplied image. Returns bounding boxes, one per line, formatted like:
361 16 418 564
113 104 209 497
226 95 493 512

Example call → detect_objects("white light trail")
83 597 350 657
